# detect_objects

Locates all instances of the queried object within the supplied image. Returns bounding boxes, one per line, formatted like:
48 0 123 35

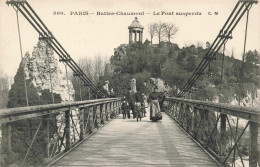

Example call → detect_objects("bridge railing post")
169 102 173 116
174 102 178 119
203 109 209 144
167 101 171 115
119 101 121 115
115 101 118 115
185 105 192 132
171 102 175 117
65 109 71 151
168 102 172 115
181 103 186 127
112 102 115 118
190 106 194 134
89 106 94 134
196 108 204 140
187 105 193 133
220 113 227 162
45 115 50 159
100 104 104 124
105 103 107 119
249 121 258 167
79 108 85 141
111 102 113 118
177 103 182 122
104 103 108 121
1 123 12 166
198 108 209 144
96 105 100 128
115 102 118 116
108 102 111 119
193 106 198 136
182 103 185 125
118 101 120 115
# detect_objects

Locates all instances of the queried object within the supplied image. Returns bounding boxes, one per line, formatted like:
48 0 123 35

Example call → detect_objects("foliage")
71 55 108 100
7 62 62 108
106 40 259 102
148 22 178 44
0 68 9 108
5 61 62 166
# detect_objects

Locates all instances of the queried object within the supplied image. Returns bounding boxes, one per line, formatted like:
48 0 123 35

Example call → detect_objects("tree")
0 68 9 108
93 55 104 84
7 62 39 108
72 56 106 100
78 57 93 81
147 23 157 45
163 23 178 43
155 22 165 44
6 61 62 166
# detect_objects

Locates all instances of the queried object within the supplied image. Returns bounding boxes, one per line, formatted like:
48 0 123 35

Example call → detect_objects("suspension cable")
64 63 71 102
46 42 55 103
78 77 82 101
221 42 226 81
15 7 29 106
177 1 256 97
7 0 106 97
242 8 250 62
208 62 212 78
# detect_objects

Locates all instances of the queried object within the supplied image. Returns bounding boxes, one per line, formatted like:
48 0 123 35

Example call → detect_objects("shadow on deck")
52 112 219 167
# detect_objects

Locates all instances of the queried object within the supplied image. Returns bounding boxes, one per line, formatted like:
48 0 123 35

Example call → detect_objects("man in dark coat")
121 96 128 119
126 88 135 119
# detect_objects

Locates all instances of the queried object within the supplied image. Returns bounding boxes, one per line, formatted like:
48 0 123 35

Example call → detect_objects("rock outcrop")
23 40 74 101
150 78 171 92
113 44 128 60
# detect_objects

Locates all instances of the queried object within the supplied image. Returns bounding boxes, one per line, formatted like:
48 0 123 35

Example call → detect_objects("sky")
0 0 259 77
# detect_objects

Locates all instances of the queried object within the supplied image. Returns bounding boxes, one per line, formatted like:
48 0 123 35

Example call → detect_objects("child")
135 102 143 122
135 90 144 122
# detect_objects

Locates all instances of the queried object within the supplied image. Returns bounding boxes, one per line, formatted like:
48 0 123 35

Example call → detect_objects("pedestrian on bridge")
148 87 162 122
135 89 144 122
142 93 147 117
121 96 129 119
159 91 166 112
127 88 136 119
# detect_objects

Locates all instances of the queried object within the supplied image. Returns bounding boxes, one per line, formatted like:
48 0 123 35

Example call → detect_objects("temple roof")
128 17 144 29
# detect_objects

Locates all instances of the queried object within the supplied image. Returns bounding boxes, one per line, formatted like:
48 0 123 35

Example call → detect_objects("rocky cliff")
113 44 128 60
23 40 74 101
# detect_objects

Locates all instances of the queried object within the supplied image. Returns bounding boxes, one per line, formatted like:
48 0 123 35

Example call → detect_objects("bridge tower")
128 17 144 44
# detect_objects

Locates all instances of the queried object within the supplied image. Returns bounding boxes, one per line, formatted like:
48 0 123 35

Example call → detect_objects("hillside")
99 41 260 107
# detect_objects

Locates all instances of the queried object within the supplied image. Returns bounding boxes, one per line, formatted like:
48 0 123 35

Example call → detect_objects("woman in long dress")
148 87 162 122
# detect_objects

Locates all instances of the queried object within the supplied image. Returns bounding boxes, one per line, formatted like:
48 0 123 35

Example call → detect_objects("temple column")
129 30 132 44
134 31 137 42
141 32 143 42
140 32 143 42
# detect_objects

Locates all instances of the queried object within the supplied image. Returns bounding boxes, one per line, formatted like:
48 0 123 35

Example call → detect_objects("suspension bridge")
0 0 259 167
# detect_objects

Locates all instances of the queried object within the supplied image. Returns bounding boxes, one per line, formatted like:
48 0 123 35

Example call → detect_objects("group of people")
121 87 166 122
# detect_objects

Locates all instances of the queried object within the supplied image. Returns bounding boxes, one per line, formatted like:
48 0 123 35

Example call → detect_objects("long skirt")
150 100 162 121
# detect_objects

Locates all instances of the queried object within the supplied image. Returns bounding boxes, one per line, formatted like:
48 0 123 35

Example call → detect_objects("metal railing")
164 97 260 167
0 98 121 166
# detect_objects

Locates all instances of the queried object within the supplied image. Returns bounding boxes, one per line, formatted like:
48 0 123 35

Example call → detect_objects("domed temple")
128 17 144 44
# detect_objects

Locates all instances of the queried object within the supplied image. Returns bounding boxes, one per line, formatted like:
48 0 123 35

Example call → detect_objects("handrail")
166 97 260 123
0 98 120 124
164 97 260 167
0 98 122 166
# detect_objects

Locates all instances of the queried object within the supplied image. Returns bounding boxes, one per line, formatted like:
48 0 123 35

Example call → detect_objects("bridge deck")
53 112 219 167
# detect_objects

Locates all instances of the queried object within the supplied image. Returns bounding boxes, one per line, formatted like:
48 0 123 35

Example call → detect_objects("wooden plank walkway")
53 110 219 167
